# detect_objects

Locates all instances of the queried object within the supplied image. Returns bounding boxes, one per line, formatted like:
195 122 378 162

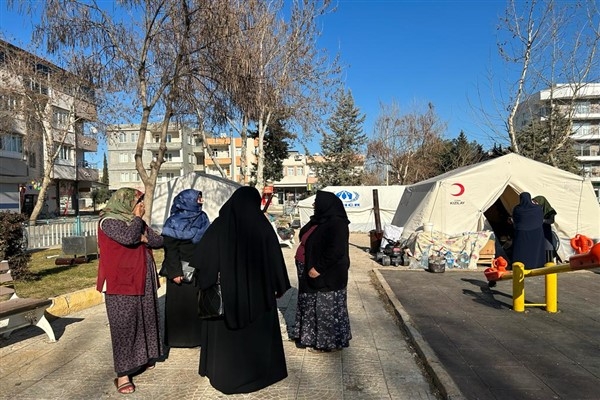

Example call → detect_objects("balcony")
146 141 183 151
77 166 99 182
77 134 98 152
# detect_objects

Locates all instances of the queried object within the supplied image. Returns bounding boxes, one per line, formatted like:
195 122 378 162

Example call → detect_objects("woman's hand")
308 267 320 278
173 276 184 284
133 201 145 218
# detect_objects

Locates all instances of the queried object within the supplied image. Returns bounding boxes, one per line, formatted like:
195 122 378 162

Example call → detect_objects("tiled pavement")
0 233 441 399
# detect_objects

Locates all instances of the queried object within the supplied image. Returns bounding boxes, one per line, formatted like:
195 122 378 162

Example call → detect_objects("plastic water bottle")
458 251 470 269
445 251 455 269
420 246 430 268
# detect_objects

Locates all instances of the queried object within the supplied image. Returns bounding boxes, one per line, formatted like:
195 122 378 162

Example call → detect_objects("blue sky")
1 0 510 164
316 0 509 150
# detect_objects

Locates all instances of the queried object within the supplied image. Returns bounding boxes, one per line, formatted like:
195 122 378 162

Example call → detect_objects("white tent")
391 153 600 260
151 172 242 230
298 186 406 232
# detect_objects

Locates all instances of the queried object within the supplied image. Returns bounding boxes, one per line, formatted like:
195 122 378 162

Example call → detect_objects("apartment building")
203 136 258 185
107 127 259 189
515 83 600 200
107 123 198 191
0 39 98 216
271 151 324 203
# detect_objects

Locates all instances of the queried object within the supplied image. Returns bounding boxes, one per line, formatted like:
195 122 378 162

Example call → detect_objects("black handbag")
198 278 224 319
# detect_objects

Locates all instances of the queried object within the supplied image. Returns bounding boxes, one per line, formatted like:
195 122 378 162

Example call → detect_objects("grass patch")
11 247 165 299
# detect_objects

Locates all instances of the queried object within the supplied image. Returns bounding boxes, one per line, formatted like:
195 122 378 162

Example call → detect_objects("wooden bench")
0 260 56 342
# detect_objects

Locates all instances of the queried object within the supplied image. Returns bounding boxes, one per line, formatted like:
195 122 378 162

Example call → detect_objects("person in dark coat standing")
289 190 352 352
191 186 291 395
511 192 546 269
532 195 558 263
161 189 210 348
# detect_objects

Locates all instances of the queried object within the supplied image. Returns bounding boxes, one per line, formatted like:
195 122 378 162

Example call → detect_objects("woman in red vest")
96 188 164 394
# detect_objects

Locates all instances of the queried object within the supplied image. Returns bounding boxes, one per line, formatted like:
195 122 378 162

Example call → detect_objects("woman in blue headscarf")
510 192 546 269
161 189 210 348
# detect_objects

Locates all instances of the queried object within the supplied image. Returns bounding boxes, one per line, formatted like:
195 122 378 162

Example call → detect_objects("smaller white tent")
151 172 241 230
298 186 406 232
391 153 600 260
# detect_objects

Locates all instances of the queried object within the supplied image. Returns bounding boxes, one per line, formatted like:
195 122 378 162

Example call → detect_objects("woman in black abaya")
191 186 291 395
511 192 546 269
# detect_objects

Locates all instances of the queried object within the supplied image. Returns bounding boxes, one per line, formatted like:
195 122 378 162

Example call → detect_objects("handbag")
181 260 195 283
198 277 224 319
158 261 195 283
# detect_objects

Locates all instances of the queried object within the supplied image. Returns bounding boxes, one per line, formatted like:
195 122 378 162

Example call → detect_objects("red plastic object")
569 243 600 270
484 256 509 281
570 234 594 254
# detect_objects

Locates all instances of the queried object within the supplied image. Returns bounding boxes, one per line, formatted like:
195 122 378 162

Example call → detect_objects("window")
166 134 172 143
166 172 175 180
53 109 70 129
0 134 23 153
119 132 127 143
120 172 129 182
296 166 304 176
131 132 139 143
57 145 71 161
574 101 590 115
0 94 17 110
287 167 295 176
119 153 129 163
133 173 140 182
164 153 173 162
28 152 36 168
29 78 48 95
157 174 163 182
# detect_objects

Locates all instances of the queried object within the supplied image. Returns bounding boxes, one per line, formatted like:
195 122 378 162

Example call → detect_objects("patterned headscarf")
100 188 143 223
161 189 210 244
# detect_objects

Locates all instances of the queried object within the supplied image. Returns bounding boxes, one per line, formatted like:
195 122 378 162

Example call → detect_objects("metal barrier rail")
485 243 600 313
24 218 98 250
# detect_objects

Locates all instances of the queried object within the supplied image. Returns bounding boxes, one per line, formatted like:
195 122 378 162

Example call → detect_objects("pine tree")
439 131 486 172
516 111 580 173
101 153 109 185
316 90 367 186
250 117 294 182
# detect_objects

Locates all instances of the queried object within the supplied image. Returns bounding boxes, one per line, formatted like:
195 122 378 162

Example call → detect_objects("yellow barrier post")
512 262 525 312
545 262 558 313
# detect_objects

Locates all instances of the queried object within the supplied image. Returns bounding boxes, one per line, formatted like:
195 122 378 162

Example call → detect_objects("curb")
46 276 168 318
373 268 466 400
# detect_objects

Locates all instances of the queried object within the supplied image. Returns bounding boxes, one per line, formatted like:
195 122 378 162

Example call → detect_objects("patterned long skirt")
289 260 352 351
105 261 163 376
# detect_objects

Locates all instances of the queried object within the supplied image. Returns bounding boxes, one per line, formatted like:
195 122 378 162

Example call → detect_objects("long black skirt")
199 308 287 394
164 279 202 347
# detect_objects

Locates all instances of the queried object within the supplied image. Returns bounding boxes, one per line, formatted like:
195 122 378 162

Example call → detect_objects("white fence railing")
25 218 99 250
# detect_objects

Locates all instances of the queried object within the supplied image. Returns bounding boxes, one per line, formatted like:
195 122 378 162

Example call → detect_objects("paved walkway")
0 233 440 399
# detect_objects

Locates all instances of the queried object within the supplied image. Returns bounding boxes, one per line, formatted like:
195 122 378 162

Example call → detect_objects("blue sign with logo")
335 190 361 208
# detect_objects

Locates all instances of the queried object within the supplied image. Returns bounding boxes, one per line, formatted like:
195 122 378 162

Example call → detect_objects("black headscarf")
300 191 350 238
512 192 543 231
192 186 290 330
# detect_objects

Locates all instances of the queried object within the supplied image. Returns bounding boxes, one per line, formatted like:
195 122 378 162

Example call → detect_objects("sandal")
114 378 135 394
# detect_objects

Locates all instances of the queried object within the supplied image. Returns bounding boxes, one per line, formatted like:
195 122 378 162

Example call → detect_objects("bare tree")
211 0 340 190
367 101 447 185
495 0 599 162
0 40 97 223
24 0 222 221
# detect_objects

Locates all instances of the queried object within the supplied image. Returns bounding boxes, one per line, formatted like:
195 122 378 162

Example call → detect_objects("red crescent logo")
451 183 465 196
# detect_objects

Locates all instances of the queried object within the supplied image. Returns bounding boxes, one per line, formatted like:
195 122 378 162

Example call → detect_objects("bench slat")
0 286 15 297
1 271 13 283
0 260 9 273
0 297 53 319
